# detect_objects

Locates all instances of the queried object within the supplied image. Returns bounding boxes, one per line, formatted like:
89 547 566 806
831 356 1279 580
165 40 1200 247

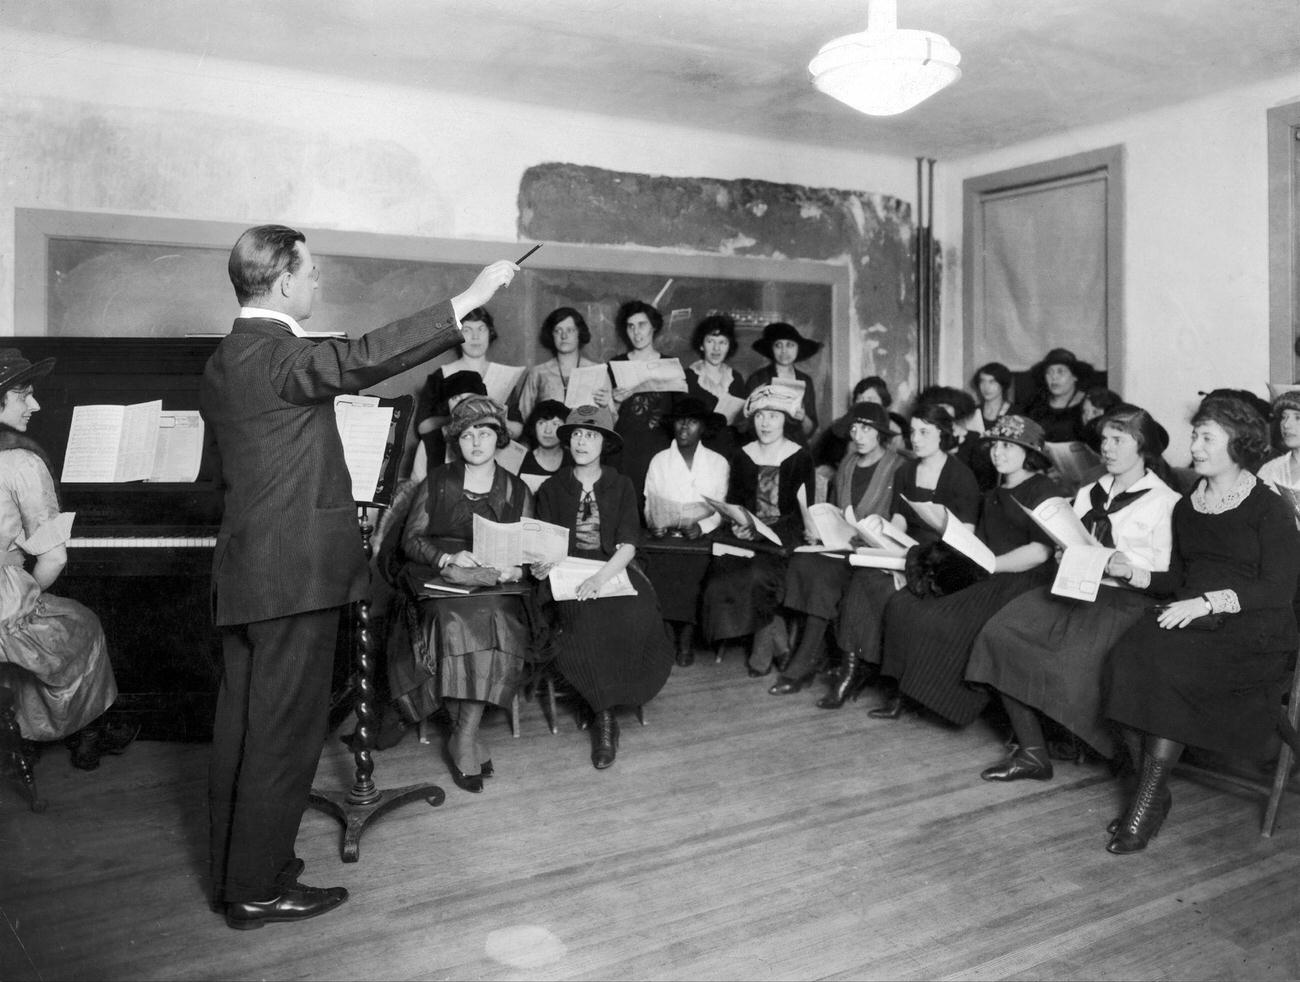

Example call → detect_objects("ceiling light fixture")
809 0 961 116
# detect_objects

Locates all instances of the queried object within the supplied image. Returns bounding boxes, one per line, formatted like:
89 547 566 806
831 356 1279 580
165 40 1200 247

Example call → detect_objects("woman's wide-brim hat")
661 394 724 430
446 395 509 444
981 413 1050 467
1031 347 1096 386
557 404 623 451
752 322 822 362
0 348 55 392
832 401 892 439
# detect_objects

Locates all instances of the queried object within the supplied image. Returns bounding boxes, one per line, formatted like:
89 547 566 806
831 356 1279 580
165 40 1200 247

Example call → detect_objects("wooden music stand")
308 394 445 862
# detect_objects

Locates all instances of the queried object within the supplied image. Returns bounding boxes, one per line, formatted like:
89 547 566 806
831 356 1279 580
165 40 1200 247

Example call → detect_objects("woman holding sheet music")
515 307 609 424
396 396 534 794
870 415 1060 725
742 322 820 445
965 405 1180 781
771 401 905 705
608 301 675 512
834 404 980 689
685 314 748 462
699 390 814 678
533 405 673 770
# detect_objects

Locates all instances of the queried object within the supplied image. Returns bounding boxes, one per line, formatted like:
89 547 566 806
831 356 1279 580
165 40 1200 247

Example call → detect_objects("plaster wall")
0 27 918 334
937 71 1300 462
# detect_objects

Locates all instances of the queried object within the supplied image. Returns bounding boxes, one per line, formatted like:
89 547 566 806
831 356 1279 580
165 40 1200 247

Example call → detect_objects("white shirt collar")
239 306 306 337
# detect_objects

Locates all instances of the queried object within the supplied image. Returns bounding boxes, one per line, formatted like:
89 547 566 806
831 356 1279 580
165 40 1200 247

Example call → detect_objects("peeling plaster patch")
866 322 888 334
845 195 865 236
720 233 758 253
800 202 823 220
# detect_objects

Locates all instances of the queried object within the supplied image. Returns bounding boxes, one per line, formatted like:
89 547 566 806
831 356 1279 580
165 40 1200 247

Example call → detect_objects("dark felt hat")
1032 347 1096 386
981 413 1050 469
556 404 622 451
661 393 724 433
442 370 488 404
832 401 893 439
0 349 55 392
752 322 822 362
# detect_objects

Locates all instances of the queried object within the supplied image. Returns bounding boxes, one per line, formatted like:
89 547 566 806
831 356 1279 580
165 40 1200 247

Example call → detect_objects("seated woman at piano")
533 405 674 770
0 349 137 770
395 396 534 795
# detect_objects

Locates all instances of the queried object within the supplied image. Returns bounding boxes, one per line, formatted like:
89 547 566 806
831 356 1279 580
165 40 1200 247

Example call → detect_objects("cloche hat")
556 404 622 451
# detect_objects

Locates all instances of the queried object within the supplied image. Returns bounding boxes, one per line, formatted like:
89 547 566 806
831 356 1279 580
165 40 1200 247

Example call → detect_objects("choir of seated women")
871 415 1060 725
0 349 136 771
642 395 730 667
394 396 534 793
966 405 1181 782
533 405 674 769
772 401 905 702
1101 394 1300 853
835 404 980 708
700 389 814 676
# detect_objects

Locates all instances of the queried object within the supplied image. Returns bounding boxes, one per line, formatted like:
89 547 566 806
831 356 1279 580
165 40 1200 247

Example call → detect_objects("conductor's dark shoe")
225 883 348 930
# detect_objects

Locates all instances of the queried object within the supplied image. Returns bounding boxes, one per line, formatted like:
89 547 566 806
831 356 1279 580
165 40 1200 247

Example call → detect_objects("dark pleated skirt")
545 564 674 711
783 552 853 620
834 569 901 664
700 551 787 642
389 592 530 720
880 567 1053 725
643 548 711 623
967 586 1149 757
1105 607 1295 758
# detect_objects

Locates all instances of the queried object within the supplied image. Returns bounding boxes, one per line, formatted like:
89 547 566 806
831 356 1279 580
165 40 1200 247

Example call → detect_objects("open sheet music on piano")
61 401 205 483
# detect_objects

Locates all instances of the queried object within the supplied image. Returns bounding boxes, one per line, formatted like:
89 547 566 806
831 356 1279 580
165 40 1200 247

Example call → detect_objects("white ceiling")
5 0 1300 158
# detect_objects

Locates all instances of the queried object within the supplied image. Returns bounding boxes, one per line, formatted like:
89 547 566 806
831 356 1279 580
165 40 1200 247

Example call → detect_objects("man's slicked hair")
229 225 306 304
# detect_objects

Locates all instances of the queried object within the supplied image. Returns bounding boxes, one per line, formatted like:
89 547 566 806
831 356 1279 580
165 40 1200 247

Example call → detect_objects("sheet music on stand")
334 393 415 508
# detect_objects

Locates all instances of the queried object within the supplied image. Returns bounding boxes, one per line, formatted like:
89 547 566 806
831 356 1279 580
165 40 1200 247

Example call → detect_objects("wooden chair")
0 664 46 812
1174 655 1300 837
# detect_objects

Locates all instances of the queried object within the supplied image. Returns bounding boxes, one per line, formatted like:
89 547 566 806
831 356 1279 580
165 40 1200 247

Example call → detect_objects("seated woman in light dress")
642 394 730 666
967 405 1181 782
0 349 135 771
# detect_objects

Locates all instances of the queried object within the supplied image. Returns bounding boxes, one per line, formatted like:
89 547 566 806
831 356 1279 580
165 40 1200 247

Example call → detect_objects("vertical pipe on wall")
925 157 936 389
915 158 926 394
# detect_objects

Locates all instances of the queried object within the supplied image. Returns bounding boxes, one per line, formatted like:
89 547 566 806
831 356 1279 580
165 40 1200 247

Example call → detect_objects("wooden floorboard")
4 657 1300 981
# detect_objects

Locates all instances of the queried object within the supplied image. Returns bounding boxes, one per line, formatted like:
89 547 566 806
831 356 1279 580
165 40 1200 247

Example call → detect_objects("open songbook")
482 363 525 405
1015 496 1117 602
61 400 204 483
609 358 688 394
902 497 997 574
471 514 570 568
544 555 638 600
795 485 858 552
847 513 917 572
703 496 782 547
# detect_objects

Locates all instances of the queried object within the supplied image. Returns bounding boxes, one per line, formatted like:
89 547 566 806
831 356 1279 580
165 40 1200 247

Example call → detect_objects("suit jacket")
201 304 463 626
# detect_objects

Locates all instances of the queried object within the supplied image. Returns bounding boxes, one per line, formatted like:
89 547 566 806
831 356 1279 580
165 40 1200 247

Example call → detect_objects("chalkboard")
16 208 848 423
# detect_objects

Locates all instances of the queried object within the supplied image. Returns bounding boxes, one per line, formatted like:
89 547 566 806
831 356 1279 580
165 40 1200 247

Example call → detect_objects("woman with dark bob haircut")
515 306 609 423
967 404 1181 782
1101 394 1300 854
684 313 747 460
607 300 673 510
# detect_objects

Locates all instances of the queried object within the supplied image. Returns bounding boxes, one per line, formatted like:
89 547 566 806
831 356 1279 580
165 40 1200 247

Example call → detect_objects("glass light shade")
809 27 961 116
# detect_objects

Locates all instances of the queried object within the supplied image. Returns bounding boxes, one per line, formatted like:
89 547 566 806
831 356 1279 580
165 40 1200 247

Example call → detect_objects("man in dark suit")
202 224 516 930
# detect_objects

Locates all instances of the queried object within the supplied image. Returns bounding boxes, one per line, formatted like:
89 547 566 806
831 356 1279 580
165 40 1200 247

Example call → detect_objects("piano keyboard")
70 535 217 548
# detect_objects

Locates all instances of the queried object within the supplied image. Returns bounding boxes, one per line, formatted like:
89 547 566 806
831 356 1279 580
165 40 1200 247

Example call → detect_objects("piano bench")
0 665 46 812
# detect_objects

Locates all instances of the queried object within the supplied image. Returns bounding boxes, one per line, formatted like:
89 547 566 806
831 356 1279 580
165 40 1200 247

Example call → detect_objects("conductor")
202 224 517 930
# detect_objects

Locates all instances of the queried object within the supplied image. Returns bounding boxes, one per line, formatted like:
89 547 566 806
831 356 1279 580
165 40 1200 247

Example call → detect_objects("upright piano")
14 337 224 740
